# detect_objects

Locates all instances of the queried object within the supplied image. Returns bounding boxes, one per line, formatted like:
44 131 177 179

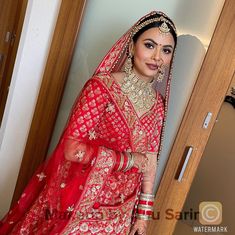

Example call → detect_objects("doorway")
174 78 235 234
0 0 28 125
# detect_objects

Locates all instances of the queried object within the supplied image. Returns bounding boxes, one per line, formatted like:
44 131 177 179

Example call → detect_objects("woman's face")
132 27 175 82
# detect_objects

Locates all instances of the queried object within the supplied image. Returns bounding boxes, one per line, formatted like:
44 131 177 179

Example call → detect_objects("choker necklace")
121 72 156 112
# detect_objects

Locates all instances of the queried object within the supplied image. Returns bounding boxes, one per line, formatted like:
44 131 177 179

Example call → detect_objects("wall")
0 0 61 216
48 0 225 192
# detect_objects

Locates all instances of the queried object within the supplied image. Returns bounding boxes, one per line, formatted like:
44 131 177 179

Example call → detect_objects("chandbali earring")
124 53 133 76
155 65 165 82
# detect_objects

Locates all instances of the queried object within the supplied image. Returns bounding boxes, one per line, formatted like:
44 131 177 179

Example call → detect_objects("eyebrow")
144 38 174 49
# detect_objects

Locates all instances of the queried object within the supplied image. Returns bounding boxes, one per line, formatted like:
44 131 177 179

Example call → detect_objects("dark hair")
132 12 177 45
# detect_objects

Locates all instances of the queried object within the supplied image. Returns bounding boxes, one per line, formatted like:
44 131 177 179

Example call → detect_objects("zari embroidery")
61 147 115 235
36 172 46 181
96 74 151 153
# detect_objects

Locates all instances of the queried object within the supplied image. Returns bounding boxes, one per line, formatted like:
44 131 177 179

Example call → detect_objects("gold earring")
155 65 165 82
124 54 133 76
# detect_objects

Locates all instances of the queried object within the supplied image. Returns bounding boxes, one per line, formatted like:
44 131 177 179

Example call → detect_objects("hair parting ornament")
131 15 177 37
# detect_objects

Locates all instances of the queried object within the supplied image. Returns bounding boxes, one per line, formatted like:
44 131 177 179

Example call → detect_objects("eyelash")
163 48 172 54
144 42 172 54
144 42 154 49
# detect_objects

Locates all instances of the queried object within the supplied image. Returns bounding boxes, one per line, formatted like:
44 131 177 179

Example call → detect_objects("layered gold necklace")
121 72 156 112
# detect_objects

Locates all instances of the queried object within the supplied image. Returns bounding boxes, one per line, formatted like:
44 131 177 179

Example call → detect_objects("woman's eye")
163 48 172 54
144 42 154 49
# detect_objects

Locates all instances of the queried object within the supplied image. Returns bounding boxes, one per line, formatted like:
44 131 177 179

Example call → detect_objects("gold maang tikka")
131 16 176 37
159 21 170 35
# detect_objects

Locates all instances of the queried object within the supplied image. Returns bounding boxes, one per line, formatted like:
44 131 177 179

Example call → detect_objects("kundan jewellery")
123 53 133 76
123 52 156 112
159 21 170 34
155 64 166 82
131 15 176 37
121 72 156 112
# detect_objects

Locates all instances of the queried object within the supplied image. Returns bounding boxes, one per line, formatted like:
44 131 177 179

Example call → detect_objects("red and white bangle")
139 193 154 201
136 193 155 220
117 152 124 171
115 152 134 172
123 152 134 172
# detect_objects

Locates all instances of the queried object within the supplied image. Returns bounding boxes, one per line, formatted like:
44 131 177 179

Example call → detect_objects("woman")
0 10 177 235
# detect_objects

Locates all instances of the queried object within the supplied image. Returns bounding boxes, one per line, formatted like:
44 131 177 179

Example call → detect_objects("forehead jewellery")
131 16 176 36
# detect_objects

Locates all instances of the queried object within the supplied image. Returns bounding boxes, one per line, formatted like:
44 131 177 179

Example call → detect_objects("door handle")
177 146 193 182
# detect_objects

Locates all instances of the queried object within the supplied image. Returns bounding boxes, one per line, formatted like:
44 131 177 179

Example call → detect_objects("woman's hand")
129 219 148 235
132 152 149 173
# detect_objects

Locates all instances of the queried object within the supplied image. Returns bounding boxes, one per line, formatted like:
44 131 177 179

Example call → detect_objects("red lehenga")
0 11 173 235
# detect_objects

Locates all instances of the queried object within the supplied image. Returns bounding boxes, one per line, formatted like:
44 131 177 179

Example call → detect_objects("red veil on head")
94 10 177 160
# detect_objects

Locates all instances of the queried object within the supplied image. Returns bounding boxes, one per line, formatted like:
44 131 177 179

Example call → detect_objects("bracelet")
126 152 134 171
122 153 130 172
137 204 153 210
136 208 153 220
123 152 135 172
136 192 155 220
117 153 124 171
137 208 153 215
139 200 154 206
139 193 155 200
136 213 153 220
122 153 129 171
115 152 136 172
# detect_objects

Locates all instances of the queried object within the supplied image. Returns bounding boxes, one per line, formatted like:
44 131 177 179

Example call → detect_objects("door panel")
174 73 235 234
147 0 235 234
0 0 17 77
0 0 28 124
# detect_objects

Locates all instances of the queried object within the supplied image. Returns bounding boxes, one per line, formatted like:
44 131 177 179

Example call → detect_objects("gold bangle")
136 214 152 220
125 152 134 171
117 153 124 171
139 193 155 200
137 204 154 210
123 152 131 172
129 152 135 169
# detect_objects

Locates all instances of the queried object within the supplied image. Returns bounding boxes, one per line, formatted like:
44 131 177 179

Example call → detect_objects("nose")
152 47 163 65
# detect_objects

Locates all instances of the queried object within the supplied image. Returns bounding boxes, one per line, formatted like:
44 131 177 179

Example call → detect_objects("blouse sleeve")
61 78 124 167
61 78 108 163
62 78 108 143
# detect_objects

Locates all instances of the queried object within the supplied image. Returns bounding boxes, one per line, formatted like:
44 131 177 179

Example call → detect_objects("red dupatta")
0 11 176 235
